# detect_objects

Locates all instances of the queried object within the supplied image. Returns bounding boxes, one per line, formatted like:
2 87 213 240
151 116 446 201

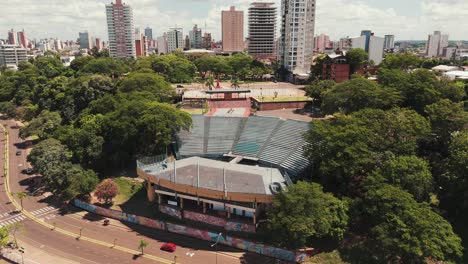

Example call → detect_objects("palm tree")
15 192 27 211
138 240 148 255
205 76 214 90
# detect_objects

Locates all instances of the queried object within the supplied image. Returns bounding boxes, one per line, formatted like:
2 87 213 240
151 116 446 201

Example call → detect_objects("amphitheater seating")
208 99 250 109
177 115 311 177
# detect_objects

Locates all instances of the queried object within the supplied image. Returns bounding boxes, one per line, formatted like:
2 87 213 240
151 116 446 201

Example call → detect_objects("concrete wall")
256 101 309 111
74 199 311 262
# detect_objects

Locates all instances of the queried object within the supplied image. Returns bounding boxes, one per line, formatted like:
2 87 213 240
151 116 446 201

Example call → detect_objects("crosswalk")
0 215 26 227
30 206 57 216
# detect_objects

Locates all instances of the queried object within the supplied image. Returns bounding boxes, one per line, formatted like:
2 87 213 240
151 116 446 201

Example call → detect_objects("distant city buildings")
95 38 102 50
202 32 212 50
314 34 332 53
248 2 277 60
135 28 148 57
426 31 449 58
157 33 168 55
278 0 316 79
189 24 202 49
167 28 184 53
222 6 244 52
346 30 384 65
384 35 395 50
105 0 136 59
144 27 153 40
17 30 28 49
0 45 27 70
79 31 92 49
8 29 17 45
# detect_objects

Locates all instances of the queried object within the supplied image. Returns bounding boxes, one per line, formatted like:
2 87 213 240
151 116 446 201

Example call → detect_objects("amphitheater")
175 115 311 178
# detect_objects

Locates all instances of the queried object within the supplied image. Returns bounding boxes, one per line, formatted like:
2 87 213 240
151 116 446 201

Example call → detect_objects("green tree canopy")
381 52 422 70
267 182 348 249
346 48 368 74
20 110 62 139
117 72 175 102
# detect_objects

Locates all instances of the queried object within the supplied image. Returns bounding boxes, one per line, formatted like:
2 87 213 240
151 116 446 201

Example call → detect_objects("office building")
95 38 102 50
278 0 316 78
384 35 395 50
8 29 17 45
145 27 153 40
17 30 28 49
349 32 384 65
248 2 277 59
360 30 372 52
157 34 168 55
79 31 92 49
0 45 27 70
189 24 203 49
426 31 449 58
202 33 212 50
222 6 244 52
135 28 148 57
105 0 136 59
167 28 184 53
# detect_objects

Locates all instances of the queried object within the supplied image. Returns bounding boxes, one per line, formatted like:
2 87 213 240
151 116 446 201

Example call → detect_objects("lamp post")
19 247 25 264
210 233 222 264
113 238 118 248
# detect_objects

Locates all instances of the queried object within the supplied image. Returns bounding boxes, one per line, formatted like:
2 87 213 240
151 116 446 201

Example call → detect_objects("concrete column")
180 197 184 209
146 181 156 202
227 207 231 218
253 214 256 224
158 193 162 205
203 202 207 213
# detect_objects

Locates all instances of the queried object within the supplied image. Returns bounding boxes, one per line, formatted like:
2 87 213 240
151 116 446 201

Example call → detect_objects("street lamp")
113 238 118 248
210 232 222 264
19 247 25 264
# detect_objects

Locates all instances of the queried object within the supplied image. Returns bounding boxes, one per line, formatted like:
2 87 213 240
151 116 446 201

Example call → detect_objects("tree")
27 138 70 176
361 184 463 263
381 52 422 70
346 48 368 74
118 72 174 102
228 53 253 80
305 108 430 195
267 182 348 249
7 222 22 248
15 192 27 211
70 56 95 72
151 54 197 83
69 74 115 113
205 76 214 90
19 110 62 139
321 77 402 114
0 226 9 248
365 156 433 202
305 80 335 108
81 57 130 76
138 240 148 255
65 168 99 199
95 179 119 204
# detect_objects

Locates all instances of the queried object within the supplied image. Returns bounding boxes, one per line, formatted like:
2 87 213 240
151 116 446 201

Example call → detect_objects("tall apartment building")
202 33 212 50
167 28 184 53
222 6 244 52
384 35 395 49
8 29 17 45
348 32 384 65
105 0 136 59
426 31 449 58
248 2 277 59
95 38 102 50
360 30 372 52
79 31 92 49
278 0 316 77
0 45 27 70
135 28 148 57
157 34 168 55
145 27 153 40
314 34 331 53
17 30 28 49
189 25 203 49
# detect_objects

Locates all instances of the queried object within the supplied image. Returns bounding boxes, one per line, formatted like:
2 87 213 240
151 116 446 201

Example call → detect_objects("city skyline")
2 0 468 42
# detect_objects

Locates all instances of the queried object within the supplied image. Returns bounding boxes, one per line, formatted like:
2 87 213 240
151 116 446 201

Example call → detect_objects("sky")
1 0 468 42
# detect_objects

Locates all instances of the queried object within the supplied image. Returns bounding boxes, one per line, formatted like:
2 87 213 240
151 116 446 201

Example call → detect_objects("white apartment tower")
248 2 277 59
0 45 27 70
279 0 316 78
105 0 136 59
426 31 449 58
384 35 395 50
167 28 184 53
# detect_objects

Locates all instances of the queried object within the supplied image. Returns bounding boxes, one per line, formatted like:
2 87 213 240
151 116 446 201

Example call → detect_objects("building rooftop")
142 157 287 195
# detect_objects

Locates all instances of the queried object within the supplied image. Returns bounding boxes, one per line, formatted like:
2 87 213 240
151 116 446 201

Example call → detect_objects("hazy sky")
1 0 467 42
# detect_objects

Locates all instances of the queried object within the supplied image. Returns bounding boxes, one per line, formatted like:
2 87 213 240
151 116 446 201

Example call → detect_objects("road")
0 117 282 264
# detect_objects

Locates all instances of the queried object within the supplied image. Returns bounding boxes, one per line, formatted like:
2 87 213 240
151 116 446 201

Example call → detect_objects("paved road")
0 117 283 264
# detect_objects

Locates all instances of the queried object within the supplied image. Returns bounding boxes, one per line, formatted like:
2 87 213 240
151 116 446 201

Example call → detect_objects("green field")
112 177 143 205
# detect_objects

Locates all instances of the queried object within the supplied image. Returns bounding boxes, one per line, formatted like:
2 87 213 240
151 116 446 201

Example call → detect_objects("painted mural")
95 206 138 224
183 210 226 227
159 205 182 219
137 216 165 230
167 223 225 243
225 221 256 233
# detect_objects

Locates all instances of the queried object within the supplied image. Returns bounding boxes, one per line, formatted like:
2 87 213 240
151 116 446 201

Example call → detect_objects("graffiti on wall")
225 236 297 262
74 199 97 213
137 216 165 230
183 211 226 227
167 223 225 243
94 206 138 224
159 205 182 219
225 221 256 233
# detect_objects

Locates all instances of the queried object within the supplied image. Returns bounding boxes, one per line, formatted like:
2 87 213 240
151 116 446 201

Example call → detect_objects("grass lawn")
181 108 204 115
307 250 349 264
112 177 144 206
256 96 312 103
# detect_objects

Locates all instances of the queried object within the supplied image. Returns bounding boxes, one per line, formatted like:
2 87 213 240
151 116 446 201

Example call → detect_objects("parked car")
103 219 110 226
16 151 21 156
25 168 33 174
176 85 184 88
160 242 177 252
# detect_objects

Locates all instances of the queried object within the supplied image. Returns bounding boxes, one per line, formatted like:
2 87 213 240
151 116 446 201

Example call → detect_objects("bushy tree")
346 48 368 74
95 179 119 204
382 52 422 70
305 80 335 108
117 72 174 102
267 182 348 249
19 110 62 139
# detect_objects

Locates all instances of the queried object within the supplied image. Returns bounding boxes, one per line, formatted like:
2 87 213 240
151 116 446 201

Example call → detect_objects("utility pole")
210 233 222 264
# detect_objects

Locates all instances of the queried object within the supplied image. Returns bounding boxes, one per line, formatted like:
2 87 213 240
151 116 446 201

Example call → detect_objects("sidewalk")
1 240 79 264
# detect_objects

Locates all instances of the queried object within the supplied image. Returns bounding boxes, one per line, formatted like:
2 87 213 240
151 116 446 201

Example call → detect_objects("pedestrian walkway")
30 206 57 216
0 215 26 227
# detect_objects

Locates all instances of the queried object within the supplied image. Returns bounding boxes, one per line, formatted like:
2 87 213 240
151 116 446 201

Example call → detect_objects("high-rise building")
0 45 27 70
202 33 212 50
105 0 136 59
79 31 92 49
157 34 168 55
135 28 148 57
167 28 184 53
144 27 153 40
314 34 331 53
248 2 277 59
222 6 244 52
279 0 316 77
426 31 449 58
349 32 384 65
8 29 17 45
360 30 372 52
95 38 102 50
189 24 203 49
384 35 395 50
17 30 28 49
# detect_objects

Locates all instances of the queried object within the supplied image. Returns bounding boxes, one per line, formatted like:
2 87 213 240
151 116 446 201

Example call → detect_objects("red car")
160 243 177 252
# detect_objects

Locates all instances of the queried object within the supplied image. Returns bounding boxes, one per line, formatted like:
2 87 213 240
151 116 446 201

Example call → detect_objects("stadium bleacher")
177 115 311 177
